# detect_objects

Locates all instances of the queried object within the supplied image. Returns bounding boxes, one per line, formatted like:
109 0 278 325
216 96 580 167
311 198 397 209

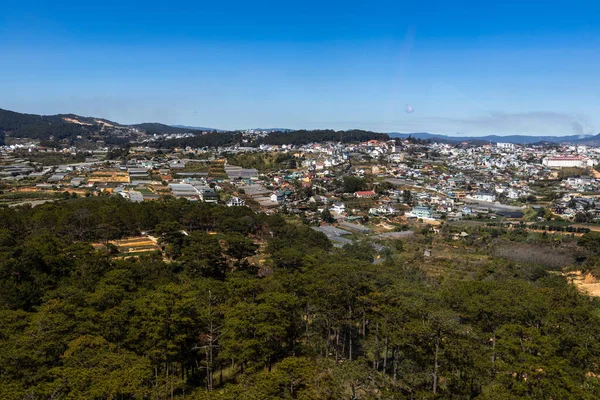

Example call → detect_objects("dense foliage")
225 152 297 171
257 129 390 146
130 124 205 135
154 129 391 150
1 197 600 399
0 109 108 141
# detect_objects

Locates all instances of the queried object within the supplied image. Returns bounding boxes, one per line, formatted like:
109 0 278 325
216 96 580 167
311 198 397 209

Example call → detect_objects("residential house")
409 206 433 219
355 190 376 198
270 191 286 204
227 196 246 207
331 202 346 214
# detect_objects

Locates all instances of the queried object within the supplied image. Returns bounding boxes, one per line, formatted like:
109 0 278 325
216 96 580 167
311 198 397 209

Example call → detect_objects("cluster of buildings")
2 136 600 224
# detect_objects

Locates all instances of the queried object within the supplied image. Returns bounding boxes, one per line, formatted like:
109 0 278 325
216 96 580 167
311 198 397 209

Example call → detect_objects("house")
470 191 496 202
369 205 396 215
243 184 272 198
331 202 346 214
355 190 376 198
409 206 433 219
227 196 246 207
270 191 286 203
377 205 396 215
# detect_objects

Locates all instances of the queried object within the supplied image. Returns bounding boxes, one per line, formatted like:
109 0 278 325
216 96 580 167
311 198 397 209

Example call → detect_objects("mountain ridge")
2 107 600 146
388 132 599 145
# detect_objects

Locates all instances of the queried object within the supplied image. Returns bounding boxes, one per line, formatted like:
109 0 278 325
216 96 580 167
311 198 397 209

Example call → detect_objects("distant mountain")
572 133 600 146
2 107 598 147
0 108 216 141
388 132 596 145
171 125 223 132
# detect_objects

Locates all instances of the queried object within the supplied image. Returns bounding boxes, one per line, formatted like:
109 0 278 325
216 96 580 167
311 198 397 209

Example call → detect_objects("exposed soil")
565 271 600 297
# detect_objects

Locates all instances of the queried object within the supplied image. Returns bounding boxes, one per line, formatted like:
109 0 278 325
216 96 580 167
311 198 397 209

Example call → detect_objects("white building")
226 196 246 207
469 191 496 202
331 203 346 214
497 142 515 150
369 205 396 215
542 155 592 168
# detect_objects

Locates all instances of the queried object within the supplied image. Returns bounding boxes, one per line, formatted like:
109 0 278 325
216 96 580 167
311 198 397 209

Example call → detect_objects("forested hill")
0 108 122 141
2 196 600 398
0 108 390 147
154 129 391 149
0 109 209 142
257 129 390 145
129 123 206 135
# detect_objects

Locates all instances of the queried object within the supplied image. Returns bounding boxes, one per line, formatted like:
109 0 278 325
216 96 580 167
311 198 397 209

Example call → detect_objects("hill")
0 108 129 143
171 124 223 132
2 107 597 147
258 129 390 146
130 123 206 135
572 133 600 146
389 132 596 145
0 109 211 144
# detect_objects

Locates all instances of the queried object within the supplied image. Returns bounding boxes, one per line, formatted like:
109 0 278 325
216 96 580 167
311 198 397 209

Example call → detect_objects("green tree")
321 208 335 223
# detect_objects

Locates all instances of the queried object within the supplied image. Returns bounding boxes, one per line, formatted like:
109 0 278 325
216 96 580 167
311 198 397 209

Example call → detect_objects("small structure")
355 190 376 198
409 206 433 219
470 191 496 202
331 202 346 214
270 191 286 204
227 196 246 207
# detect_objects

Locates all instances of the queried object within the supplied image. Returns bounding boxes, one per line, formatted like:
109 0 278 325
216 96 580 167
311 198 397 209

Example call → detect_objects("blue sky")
1 1 599 136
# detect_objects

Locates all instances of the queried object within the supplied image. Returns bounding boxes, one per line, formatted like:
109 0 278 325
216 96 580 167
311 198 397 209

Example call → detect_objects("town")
3 132 600 247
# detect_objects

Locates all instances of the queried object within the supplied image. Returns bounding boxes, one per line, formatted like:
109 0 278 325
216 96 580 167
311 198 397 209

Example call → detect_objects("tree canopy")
0 196 599 399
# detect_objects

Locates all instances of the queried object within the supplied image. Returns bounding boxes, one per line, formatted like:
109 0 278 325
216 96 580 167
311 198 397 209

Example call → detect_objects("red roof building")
355 190 376 198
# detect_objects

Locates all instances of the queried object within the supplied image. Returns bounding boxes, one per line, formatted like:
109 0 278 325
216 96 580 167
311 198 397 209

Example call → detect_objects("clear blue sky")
1 1 599 136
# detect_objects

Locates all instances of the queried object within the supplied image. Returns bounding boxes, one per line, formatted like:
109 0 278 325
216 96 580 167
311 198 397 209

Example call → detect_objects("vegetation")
0 109 104 142
342 176 370 193
130 123 204 135
226 152 296 171
256 129 390 146
1 197 600 399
